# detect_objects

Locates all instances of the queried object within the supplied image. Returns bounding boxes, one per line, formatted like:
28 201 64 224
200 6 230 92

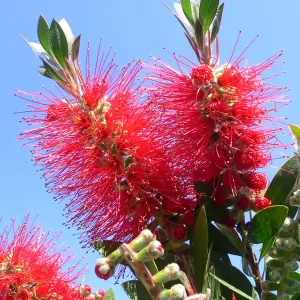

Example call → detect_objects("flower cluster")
0 215 89 300
17 44 193 246
147 50 288 220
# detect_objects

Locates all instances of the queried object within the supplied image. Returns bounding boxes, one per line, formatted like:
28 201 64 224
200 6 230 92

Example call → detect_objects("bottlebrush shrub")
0 214 92 299
14 1 300 299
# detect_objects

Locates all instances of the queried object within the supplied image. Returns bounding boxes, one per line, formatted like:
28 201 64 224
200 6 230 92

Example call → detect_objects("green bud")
153 263 181 284
290 189 300 207
277 293 291 300
285 258 298 271
277 217 298 237
261 291 277 300
269 270 285 282
266 258 285 269
275 237 288 249
268 247 293 258
284 237 298 251
159 284 187 300
286 278 300 295
129 229 156 252
261 280 280 291
136 240 164 262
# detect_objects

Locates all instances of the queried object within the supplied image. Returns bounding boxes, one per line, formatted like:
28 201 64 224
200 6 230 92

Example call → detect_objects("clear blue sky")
1 1 300 298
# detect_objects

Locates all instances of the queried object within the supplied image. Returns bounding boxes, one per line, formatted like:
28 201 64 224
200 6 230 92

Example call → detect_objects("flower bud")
153 263 181 284
277 294 290 300
268 247 294 258
253 196 271 211
269 270 285 282
136 240 164 262
129 229 156 252
285 258 298 271
289 189 300 207
95 258 114 280
261 280 279 291
276 217 298 238
275 237 287 249
266 258 285 269
236 195 251 211
159 284 187 300
261 291 277 300
286 278 300 295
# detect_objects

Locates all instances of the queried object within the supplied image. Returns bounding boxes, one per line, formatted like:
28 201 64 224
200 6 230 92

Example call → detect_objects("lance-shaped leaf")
37 15 53 56
59 18 74 52
122 280 152 300
192 206 208 292
248 205 288 244
199 0 219 33
215 223 244 255
259 237 275 260
50 19 69 69
72 34 81 62
208 223 240 255
265 156 298 216
211 3 224 42
181 0 194 25
210 273 255 300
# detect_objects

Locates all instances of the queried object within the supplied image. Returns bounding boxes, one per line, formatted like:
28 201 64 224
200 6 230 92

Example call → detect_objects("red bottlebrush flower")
146 48 287 198
222 171 243 194
254 196 272 210
244 172 268 191
0 215 86 300
191 65 213 84
236 195 251 211
17 45 187 245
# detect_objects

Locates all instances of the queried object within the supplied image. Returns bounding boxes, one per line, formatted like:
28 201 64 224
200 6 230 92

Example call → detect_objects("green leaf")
104 288 115 300
59 18 74 51
265 156 298 216
181 0 194 25
215 223 244 255
259 237 275 260
50 19 69 68
290 124 300 143
199 0 219 33
91 240 121 256
290 271 300 282
72 35 81 62
42 60 65 83
248 205 288 244
192 206 208 292
37 15 53 56
210 273 255 300
208 223 240 255
291 293 300 300
211 3 224 42
121 280 151 300
195 18 204 50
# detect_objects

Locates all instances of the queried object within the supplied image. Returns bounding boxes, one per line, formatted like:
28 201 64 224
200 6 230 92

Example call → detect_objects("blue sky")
1 0 300 298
